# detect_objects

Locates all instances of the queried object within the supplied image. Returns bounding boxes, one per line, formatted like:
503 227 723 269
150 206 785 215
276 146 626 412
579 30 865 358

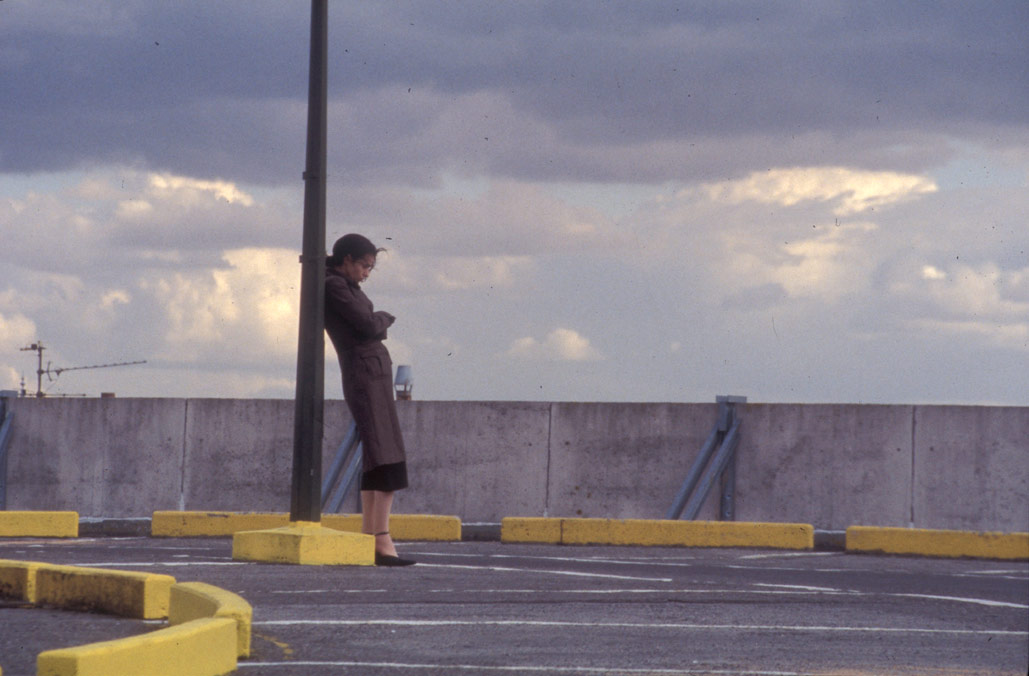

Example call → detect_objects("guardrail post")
667 395 746 521
717 396 745 521
321 420 363 513
0 391 16 510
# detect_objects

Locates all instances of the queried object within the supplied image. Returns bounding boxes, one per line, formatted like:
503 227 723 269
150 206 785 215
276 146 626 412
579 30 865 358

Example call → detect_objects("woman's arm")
326 277 395 338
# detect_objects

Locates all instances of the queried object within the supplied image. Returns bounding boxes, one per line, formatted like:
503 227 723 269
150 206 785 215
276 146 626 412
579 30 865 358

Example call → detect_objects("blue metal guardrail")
320 420 362 513
666 395 747 521
0 392 16 509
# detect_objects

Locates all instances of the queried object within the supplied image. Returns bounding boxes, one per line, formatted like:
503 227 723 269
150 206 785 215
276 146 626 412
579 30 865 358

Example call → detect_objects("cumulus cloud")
430 256 529 291
0 312 37 350
143 247 299 362
896 263 1029 351
0 365 20 392
703 167 938 216
99 290 131 310
0 311 37 390
330 179 625 258
148 174 255 207
506 328 603 362
352 248 536 297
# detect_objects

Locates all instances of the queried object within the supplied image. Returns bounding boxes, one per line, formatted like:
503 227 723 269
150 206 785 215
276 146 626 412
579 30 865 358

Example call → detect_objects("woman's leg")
361 490 398 557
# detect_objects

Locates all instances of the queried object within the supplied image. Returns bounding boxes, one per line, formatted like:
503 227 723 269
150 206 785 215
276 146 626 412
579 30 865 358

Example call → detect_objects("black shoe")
375 552 416 567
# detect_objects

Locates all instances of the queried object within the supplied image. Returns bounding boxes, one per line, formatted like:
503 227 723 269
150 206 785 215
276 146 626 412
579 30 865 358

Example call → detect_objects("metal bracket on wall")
320 420 363 513
665 395 747 521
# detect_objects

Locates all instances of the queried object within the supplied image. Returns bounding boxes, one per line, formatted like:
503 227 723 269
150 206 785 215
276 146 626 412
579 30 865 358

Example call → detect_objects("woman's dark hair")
327 234 384 267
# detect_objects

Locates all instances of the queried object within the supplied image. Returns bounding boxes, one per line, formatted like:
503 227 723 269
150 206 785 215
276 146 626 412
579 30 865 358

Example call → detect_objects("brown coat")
324 268 406 470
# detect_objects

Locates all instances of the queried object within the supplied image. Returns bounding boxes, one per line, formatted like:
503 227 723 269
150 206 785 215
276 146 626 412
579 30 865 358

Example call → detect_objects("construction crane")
19 341 146 398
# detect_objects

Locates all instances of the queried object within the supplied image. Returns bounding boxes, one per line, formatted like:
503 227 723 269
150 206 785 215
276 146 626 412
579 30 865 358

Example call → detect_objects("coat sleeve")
326 277 395 339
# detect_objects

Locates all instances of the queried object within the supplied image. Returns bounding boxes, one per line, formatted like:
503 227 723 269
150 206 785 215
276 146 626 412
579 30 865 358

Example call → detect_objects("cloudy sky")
1 1 1026 405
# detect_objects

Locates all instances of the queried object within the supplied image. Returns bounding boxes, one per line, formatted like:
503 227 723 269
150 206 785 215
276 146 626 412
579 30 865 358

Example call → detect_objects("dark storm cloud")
1 1 1026 184
2 1 308 181
335 1 1029 139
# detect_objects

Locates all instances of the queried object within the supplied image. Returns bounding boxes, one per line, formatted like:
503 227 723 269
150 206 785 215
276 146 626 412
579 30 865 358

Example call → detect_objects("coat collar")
327 266 360 289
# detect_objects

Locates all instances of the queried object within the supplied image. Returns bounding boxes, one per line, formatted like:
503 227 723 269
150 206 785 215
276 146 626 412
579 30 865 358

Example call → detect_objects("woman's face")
340 253 376 284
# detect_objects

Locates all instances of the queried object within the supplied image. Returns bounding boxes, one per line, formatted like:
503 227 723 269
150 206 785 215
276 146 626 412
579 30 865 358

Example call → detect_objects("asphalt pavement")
1 536 1027 675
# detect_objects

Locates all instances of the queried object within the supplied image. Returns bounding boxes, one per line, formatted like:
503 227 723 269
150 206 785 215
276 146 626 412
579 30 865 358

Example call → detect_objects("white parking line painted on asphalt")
413 551 857 573
752 582 1029 609
414 562 673 582
13 539 102 546
265 586 1029 607
254 619 1028 637
268 587 850 596
237 660 802 674
271 588 391 594
957 569 1029 580
139 545 226 551
893 593 1028 609
410 551 695 567
751 583 842 592
738 551 837 560
64 561 248 567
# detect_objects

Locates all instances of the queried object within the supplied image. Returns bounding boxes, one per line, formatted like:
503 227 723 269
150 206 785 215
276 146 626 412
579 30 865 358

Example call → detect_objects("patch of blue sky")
930 145 1028 190
544 181 676 222
407 173 490 202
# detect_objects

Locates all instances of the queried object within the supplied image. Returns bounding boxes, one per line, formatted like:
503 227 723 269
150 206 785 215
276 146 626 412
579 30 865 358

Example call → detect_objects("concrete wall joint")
179 399 189 511
909 406 917 527
544 403 554 518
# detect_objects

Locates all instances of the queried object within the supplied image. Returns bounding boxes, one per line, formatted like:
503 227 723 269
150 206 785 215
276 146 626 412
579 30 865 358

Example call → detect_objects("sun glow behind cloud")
703 167 938 216
145 247 299 361
149 174 255 206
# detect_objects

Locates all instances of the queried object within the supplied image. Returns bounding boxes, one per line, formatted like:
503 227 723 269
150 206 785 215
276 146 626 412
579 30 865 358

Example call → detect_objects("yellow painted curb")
0 511 78 538
323 513 463 541
501 517 562 544
37 617 237 676
35 565 175 619
169 582 253 658
846 526 1029 560
232 521 375 566
154 510 461 540
503 517 814 550
0 558 46 602
4 560 246 676
152 511 288 536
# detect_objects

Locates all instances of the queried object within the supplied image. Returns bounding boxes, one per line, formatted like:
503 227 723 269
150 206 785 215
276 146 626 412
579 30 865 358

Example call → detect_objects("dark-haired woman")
325 233 414 566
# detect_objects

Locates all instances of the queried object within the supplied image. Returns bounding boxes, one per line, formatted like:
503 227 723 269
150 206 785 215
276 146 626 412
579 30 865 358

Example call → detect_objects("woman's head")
328 234 384 284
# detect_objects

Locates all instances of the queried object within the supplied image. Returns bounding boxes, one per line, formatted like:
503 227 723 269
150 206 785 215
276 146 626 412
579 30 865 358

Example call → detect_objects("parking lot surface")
1 536 1027 675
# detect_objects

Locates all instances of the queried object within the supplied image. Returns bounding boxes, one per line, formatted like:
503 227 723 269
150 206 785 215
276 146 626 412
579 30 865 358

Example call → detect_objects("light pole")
289 0 328 524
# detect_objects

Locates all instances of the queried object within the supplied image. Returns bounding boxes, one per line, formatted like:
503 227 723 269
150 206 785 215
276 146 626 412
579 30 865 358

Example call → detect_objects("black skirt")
360 461 409 492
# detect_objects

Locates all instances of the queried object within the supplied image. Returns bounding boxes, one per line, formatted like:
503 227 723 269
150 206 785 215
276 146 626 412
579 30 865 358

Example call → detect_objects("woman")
325 233 415 566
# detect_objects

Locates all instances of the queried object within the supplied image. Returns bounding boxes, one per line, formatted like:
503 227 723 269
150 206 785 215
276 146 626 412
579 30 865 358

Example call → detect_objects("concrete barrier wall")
3 398 1027 531
4 398 186 516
